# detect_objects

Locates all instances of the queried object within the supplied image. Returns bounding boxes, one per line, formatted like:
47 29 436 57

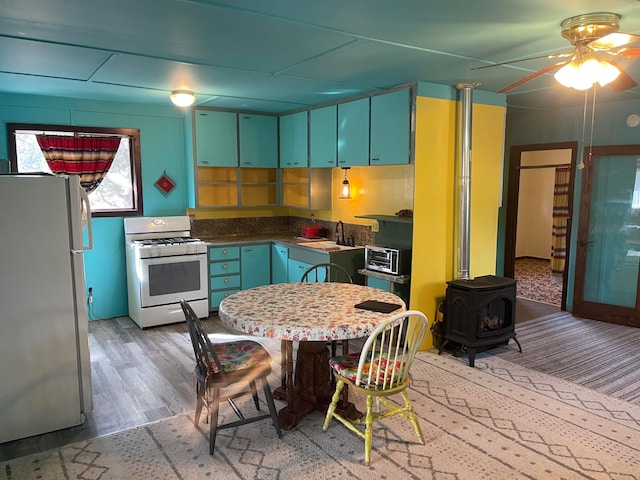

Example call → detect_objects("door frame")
504 141 578 311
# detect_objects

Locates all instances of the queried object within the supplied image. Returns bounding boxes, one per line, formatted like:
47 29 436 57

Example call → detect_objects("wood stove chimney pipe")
455 82 480 280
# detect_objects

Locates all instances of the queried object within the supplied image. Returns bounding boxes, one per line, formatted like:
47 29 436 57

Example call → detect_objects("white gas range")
124 216 208 328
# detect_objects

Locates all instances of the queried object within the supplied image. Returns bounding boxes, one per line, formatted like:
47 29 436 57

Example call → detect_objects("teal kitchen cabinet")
241 244 271 289
287 244 365 284
337 98 370 167
271 244 289 284
194 110 238 167
279 111 308 168
361 269 411 307
209 245 241 310
287 258 312 283
309 105 337 168
239 113 278 168
370 89 411 165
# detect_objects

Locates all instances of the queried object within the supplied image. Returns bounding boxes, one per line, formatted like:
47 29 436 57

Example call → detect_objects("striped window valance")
36 135 122 193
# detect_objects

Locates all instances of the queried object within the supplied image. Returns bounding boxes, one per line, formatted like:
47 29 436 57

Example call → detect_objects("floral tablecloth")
218 282 406 342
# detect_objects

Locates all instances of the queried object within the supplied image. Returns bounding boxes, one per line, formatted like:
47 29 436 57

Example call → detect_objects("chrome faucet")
335 221 346 245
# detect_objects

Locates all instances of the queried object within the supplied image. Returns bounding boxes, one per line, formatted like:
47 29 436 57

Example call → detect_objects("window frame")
7 123 143 218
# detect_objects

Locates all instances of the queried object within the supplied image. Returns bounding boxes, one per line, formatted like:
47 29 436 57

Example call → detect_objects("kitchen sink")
297 240 360 251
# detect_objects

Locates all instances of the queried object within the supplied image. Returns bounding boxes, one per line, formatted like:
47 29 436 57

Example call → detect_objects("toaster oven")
364 245 412 275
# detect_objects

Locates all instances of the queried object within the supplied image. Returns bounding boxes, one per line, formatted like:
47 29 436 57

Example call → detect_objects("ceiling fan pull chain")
578 90 588 170
588 85 598 165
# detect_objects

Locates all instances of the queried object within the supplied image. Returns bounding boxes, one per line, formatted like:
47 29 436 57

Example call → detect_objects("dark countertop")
200 232 364 251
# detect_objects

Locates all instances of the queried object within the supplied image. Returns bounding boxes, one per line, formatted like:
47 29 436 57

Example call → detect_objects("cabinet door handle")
223 249 228 254
224 278 229 283
223 264 228 269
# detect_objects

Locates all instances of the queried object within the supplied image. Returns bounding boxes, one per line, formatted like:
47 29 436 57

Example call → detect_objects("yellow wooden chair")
322 310 429 464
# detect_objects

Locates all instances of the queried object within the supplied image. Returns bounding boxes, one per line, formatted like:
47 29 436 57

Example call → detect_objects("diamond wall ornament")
155 171 176 196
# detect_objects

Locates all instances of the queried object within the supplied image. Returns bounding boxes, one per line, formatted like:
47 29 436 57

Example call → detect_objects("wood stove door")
573 145 640 328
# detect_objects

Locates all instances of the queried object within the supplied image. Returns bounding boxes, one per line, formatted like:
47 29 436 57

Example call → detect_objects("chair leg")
194 380 205 426
322 380 344 431
364 395 374 465
250 380 260 410
208 387 221 455
401 390 425 444
261 377 283 439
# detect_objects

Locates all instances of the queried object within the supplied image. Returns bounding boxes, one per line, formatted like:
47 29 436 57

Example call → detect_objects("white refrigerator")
0 174 93 443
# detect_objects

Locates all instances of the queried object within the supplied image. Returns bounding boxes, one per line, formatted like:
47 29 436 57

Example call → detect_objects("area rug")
2 352 639 480
515 257 562 305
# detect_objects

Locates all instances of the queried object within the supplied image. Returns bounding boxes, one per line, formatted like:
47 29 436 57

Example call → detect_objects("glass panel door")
573 146 640 327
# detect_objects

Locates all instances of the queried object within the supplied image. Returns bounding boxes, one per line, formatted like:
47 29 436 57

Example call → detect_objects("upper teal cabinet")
309 105 337 168
239 114 278 168
370 89 411 165
337 98 370 167
194 110 238 167
279 111 308 168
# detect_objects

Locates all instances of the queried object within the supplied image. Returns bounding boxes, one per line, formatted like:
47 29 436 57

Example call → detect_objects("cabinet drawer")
209 246 240 261
210 275 241 290
209 260 240 276
210 289 240 309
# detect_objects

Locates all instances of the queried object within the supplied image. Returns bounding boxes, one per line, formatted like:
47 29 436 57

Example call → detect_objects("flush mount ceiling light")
170 90 196 107
339 167 351 199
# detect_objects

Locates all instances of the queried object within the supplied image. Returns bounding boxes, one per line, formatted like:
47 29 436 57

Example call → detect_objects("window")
8 123 143 217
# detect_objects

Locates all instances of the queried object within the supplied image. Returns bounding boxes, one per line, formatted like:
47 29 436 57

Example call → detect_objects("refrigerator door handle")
78 187 93 251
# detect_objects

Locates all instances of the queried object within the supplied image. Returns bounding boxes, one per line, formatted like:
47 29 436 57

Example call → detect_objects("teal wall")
499 95 640 310
0 93 191 319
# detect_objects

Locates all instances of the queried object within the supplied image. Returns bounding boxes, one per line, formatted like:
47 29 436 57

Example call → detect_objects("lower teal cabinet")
288 259 312 283
271 244 289 283
209 246 241 310
366 276 391 291
241 244 271 289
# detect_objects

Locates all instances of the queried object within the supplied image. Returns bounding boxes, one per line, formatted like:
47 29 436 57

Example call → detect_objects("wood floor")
0 298 555 462
0 314 281 462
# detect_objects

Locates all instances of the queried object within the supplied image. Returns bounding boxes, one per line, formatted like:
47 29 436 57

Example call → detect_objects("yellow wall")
410 96 506 348
324 164 414 224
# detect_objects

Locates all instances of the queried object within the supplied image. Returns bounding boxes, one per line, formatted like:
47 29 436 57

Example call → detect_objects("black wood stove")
438 275 521 367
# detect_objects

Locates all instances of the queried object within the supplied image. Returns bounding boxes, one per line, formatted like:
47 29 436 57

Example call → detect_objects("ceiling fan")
477 12 640 93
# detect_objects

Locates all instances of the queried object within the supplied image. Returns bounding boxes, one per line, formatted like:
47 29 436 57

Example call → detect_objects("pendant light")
339 167 351 199
170 90 196 107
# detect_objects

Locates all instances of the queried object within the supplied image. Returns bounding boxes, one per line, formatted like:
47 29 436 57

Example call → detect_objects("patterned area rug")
2 352 639 480
515 257 562 305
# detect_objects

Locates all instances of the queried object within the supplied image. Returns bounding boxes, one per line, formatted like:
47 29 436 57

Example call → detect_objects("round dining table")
218 282 406 430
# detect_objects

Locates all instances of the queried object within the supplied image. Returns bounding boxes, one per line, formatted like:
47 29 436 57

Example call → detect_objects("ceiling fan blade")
498 61 567 93
614 46 640 58
589 32 640 50
472 52 572 70
608 65 637 92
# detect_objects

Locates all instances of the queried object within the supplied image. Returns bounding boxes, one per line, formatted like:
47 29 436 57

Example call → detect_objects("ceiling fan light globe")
596 61 621 86
554 62 580 88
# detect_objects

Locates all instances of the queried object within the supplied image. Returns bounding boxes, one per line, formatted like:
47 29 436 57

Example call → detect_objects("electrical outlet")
371 221 379 233
88 287 93 303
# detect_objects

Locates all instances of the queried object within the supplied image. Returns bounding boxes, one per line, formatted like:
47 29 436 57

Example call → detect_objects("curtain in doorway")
36 135 121 193
551 166 570 277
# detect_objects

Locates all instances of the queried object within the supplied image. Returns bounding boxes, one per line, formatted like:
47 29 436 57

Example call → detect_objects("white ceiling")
1 0 640 112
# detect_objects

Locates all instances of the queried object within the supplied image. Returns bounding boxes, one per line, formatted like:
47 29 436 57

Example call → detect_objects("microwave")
364 245 412 275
